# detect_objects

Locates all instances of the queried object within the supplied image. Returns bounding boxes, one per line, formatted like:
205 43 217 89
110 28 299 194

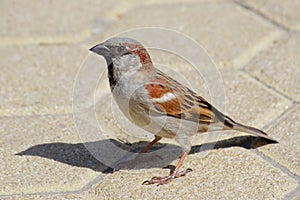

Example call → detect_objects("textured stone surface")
0 45 87 116
240 0 300 30
0 0 231 45
245 32 300 101
0 0 116 44
1 0 300 199
89 148 298 199
0 115 99 195
87 1 282 69
259 104 300 176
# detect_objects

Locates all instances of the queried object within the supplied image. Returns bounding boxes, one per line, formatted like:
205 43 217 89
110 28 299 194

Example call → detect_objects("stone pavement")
0 0 299 199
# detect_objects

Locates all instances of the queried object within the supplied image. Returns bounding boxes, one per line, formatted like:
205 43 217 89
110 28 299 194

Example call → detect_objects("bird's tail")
223 116 278 143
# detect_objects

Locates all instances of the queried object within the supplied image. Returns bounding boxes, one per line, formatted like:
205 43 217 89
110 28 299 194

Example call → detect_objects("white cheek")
128 55 142 70
151 92 177 103
113 55 141 72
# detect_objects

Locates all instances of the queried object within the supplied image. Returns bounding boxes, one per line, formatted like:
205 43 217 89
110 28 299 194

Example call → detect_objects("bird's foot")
142 168 192 186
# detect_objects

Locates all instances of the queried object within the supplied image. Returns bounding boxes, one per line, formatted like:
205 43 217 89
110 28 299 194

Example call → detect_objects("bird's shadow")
16 136 276 174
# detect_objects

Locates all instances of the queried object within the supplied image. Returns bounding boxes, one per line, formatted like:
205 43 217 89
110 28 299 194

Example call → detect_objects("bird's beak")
89 43 111 55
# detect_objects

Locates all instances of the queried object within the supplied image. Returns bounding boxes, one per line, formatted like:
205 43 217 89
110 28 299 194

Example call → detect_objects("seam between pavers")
241 68 297 103
251 148 300 182
0 174 106 198
260 102 298 132
105 0 234 20
230 0 286 69
252 149 300 200
249 103 299 184
232 30 284 69
232 1 297 104
234 0 290 32
0 106 73 118
284 185 300 200
0 113 67 120
239 70 300 196
239 69 296 125
0 29 91 46
251 103 300 199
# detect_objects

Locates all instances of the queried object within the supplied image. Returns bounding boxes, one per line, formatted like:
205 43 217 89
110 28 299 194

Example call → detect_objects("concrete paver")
89 148 298 199
0 45 87 116
259 104 300 177
245 32 300 101
0 115 99 195
87 1 283 69
239 0 300 30
0 0 116 45
0 0 231 46
1 0 300 199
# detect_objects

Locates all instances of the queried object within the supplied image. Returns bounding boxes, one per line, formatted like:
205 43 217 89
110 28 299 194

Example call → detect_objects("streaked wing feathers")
145 70 218 125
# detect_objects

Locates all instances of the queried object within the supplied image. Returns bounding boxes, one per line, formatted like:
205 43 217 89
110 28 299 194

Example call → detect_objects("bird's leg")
140 135 162 153
142 152 192 185
114 136 162 170
133 135 162 164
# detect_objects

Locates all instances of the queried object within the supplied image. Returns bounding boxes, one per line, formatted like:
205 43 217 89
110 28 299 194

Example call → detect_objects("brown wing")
144 70 278 142
145 70 220 125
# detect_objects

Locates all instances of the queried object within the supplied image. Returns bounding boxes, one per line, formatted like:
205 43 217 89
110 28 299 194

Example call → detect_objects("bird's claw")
142 168 192 186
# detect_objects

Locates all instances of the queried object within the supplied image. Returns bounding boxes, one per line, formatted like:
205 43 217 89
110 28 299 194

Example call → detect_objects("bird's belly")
143 115 201 139
112 94 177 138
112 82 202 140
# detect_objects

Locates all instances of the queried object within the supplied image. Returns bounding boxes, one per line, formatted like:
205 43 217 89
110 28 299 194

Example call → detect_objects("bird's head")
90 37 152 67
90 37 154 87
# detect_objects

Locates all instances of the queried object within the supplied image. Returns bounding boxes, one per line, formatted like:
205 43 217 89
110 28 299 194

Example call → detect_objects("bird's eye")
117 46 126 51
116 46 130 56
122 52 131 56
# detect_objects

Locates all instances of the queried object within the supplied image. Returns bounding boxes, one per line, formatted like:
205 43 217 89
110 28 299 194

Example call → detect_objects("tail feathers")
223 116 278 143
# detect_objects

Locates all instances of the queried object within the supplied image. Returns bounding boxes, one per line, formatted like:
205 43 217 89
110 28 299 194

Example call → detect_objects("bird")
89 37 277 185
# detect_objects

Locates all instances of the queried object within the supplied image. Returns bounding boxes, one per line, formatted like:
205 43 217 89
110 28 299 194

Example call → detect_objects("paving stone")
240 0 300 30
245 32 300 101
89 148 298 199
1 0 298 199
0 0 231 45
0 193 84 200
259 104 300 177
218 70 292 128
0 115 100 195
87 1 282 69
0 44 88 116
0 0 117 44
4 189 116 200
101 0 233 21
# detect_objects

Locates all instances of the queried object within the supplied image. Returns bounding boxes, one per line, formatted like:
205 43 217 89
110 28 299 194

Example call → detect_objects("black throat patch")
107 62 116 90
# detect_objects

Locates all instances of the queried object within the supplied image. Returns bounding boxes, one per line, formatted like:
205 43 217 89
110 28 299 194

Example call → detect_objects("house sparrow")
89 37 277 185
